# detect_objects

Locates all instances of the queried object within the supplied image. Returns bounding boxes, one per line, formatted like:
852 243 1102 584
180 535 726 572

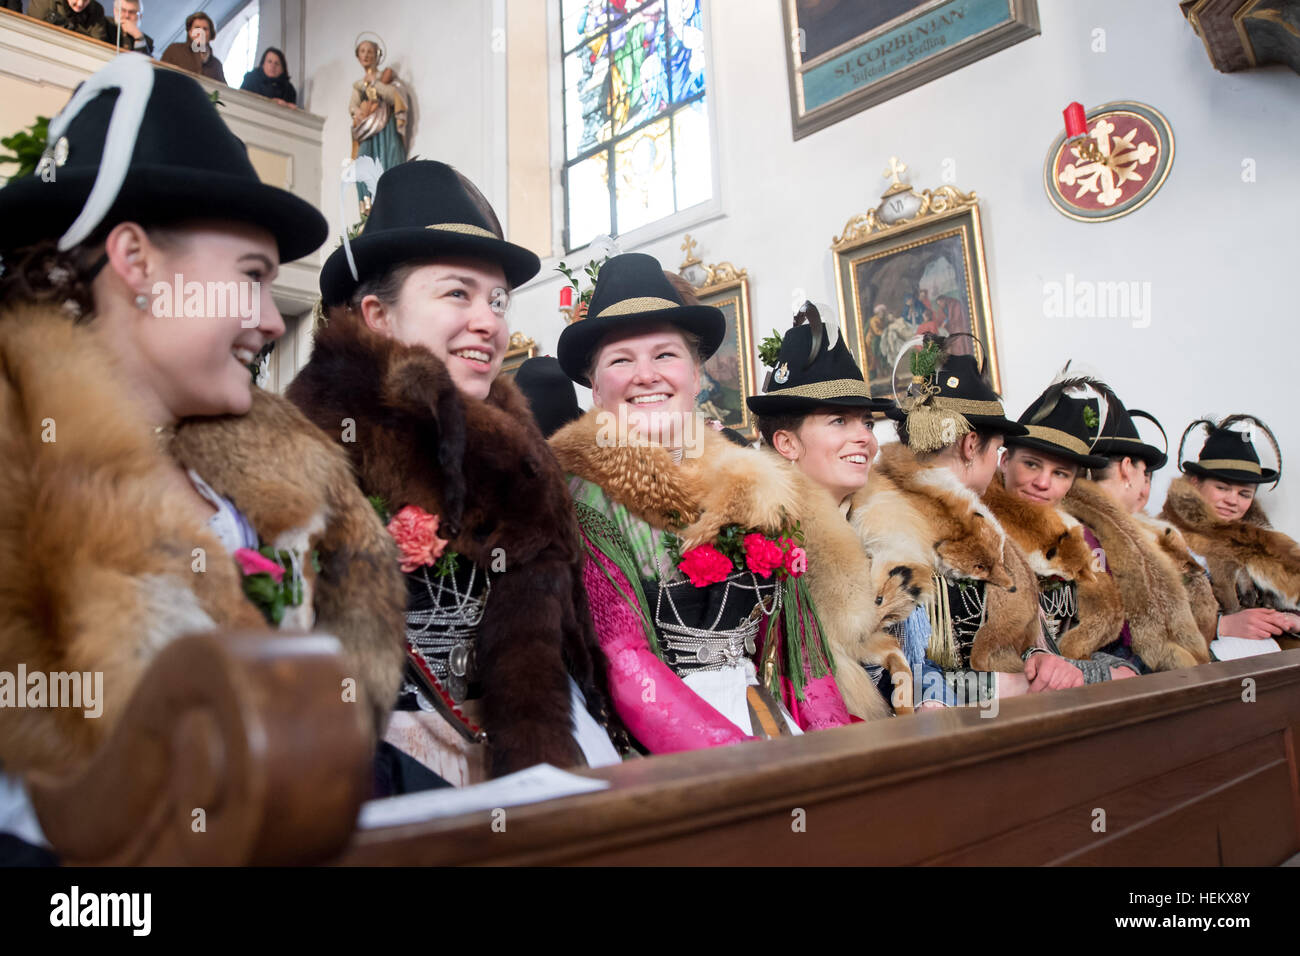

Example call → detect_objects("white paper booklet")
356 763 611 830
1210 635 1282 661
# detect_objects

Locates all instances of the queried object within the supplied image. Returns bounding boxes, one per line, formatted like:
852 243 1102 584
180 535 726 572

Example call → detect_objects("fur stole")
767 455 902 720
0 305 402 776
982 474 1124 660
849 469 936 621
1160 476 1300 614
550 408 800 544
870 443 1038 671
1131 512 1219 645
1063 480 1209 668
287 310 608 777
551 411 900 717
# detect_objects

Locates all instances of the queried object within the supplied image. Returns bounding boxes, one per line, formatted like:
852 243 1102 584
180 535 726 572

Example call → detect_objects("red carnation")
743 533 786 578
387 505 450 573
234 548 284 583
677 543 734 587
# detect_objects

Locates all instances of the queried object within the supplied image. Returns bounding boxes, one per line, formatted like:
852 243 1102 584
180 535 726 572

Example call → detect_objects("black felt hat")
895 334 1025 452
1007 378 1109 470
0 55 326 262
556 252 725 387
747 301 900 419
319 160 541 305
1179 415 1280 486
1092 398 1168 471
514 356 582 438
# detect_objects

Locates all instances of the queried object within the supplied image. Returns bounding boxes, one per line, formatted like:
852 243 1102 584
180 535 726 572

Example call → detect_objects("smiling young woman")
0 57 405 860
288 160 620 785
551 257 856 751
1161 415 1300 645
746 305 913 720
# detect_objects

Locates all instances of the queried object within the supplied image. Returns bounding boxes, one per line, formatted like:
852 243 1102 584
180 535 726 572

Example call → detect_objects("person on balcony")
240 47 297 108
160 12 226 84
27 0 110 42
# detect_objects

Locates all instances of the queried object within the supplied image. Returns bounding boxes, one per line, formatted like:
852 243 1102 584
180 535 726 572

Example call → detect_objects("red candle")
1063 101 1087 139
560 285 574 308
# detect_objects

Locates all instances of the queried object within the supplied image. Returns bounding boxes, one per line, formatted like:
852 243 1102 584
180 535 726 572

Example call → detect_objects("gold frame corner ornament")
500 332 538 378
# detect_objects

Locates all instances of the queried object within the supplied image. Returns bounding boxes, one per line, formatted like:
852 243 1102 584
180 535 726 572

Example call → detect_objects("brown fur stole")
1161 476 1300 614
550 411 904 719
172 388 408 734
287 310 608 777
773 457 901 720
870 443 1039 671
982 474 1124 660
1064 480 1208 669
1131 512 1219 645
0 305 401 776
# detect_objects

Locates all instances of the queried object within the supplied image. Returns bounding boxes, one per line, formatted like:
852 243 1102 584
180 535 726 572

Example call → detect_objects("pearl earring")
134 293 149 311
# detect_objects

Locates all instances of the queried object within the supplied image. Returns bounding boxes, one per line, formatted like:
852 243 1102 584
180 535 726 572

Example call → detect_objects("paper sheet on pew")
1210 635 1282 660
356 764 611 830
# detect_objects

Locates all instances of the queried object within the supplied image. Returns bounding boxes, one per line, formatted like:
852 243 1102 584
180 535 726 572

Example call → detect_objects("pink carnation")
743 533 786 579
387 505 450 573
677 543 735 588
234 548 284 583
784 546 808 578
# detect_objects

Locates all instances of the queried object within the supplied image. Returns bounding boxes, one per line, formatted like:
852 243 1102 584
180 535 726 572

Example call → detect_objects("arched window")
216 1 261 86
561 0 712 251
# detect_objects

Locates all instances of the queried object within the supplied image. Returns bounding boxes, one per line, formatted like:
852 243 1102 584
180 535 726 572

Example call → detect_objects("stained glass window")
561 0 710 250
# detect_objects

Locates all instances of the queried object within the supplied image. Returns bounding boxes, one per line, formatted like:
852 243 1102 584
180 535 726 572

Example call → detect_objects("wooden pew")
27 634 1300 865
341 652 1300 866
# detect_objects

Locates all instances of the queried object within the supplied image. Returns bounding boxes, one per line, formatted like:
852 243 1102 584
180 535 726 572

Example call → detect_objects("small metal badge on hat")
774 362 790 384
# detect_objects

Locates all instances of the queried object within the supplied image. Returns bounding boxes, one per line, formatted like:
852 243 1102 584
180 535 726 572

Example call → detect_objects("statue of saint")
349 33 408 203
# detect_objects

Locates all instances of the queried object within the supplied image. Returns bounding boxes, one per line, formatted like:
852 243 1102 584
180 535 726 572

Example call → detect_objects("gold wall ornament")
500 333 538 379
688 256 758 442
833 174 979 249
831 161 1000 400
701 261 749 286
679 233 703 271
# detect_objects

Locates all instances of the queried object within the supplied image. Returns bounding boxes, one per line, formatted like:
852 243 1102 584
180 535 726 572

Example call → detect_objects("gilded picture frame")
500 332 538 379
783 0 1040 140
691 262 758 442
832 168 1000 400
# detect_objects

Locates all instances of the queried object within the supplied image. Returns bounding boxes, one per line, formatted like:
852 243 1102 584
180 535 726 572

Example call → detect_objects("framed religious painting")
690 261 758 442
783 0 1039 140
832 159 1000 400
500 332 538 379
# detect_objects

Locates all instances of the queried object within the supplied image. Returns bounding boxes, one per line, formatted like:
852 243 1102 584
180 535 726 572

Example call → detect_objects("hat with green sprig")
1005 371 1112 470
892 332 1025 453
747 301 900 419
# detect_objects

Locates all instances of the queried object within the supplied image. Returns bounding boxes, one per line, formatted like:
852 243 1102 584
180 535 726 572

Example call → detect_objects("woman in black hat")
287 160 620 783
551 254 853 752
1060 398 1217 666
986 378 1205 675
746 303 914 720
1161 416 1300 644
0 55 405 853
866 335 1092 705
